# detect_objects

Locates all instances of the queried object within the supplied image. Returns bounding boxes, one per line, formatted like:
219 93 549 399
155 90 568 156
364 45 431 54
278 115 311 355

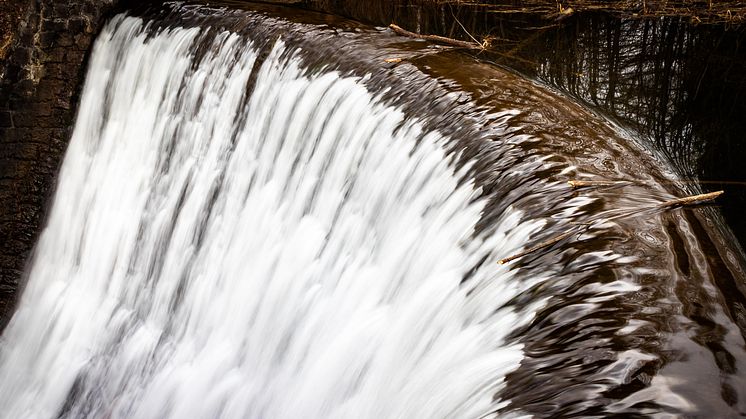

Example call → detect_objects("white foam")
0 16 547 419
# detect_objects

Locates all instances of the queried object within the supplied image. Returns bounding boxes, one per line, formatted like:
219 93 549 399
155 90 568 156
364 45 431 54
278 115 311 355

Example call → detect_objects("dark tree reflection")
371 3 746 248
482 14 746 248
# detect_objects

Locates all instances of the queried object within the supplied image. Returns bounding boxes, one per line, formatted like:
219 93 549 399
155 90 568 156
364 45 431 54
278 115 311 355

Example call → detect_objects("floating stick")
497 191 724 265
658 190 724 208
389 24 482 49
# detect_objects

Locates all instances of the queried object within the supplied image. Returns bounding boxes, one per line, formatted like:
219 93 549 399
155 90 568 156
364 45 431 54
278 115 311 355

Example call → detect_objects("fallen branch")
497 190 723 265
658 190 724 208
497 230 577 265
389 23 482 49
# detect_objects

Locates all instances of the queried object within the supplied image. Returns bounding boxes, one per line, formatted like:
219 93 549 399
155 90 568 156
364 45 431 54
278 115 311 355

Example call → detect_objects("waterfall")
0 15 546 419
5 3 746 416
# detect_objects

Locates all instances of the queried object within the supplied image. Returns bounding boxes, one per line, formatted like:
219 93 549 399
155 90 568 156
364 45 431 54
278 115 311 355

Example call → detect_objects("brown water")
481 14 746 257
240 0 746 253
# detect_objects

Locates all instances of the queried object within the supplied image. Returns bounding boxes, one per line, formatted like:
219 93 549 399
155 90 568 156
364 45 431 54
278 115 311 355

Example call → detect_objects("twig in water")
497 190 723 265
658 190 724 208
389 23 482 49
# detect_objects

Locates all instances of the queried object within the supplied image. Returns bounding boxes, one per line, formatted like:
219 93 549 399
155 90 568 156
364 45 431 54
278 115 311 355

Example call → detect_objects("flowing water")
1 2 745 418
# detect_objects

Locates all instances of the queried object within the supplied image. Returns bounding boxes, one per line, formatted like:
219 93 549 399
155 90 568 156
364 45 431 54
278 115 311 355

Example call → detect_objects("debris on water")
498 189 724 264
389 23 482 49
658 190 724 208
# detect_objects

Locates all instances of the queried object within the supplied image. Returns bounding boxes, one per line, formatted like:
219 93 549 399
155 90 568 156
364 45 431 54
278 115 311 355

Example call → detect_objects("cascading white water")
0 15 552 419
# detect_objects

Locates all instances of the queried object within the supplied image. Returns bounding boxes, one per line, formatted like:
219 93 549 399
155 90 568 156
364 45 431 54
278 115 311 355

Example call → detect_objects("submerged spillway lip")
125 1 679 186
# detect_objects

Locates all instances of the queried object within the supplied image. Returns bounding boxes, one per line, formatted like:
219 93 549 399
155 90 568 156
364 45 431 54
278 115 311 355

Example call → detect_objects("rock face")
0 0 118 328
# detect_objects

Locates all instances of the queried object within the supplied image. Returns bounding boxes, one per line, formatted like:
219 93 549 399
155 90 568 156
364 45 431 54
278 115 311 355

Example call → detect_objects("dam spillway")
0 3 745 418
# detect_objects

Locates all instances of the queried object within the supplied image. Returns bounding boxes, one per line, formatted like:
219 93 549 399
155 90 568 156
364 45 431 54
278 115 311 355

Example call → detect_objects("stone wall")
0 0 117 328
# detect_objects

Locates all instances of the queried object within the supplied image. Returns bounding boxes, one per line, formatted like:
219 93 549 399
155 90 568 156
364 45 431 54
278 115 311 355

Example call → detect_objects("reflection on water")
482 14 746 250
302 1 746 248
